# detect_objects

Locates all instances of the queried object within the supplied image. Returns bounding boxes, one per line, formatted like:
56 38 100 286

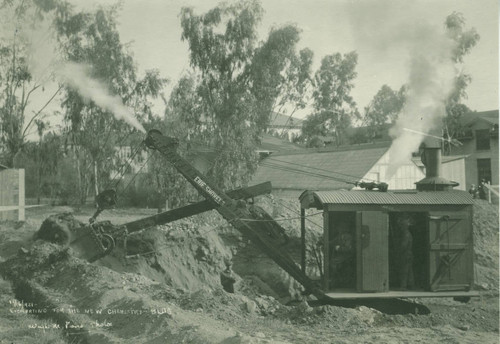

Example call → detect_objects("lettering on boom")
194 176 225 205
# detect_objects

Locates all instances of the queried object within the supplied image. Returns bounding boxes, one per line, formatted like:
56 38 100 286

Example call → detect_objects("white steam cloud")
347 2 458 180
56 62 146 133
386 41 455 177
5 7 145 134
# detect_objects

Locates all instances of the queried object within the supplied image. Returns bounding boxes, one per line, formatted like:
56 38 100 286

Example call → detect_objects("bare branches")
22 85 62 139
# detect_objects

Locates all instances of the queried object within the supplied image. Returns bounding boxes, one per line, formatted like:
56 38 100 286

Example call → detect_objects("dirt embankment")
472 200 499 292
0 198 498 343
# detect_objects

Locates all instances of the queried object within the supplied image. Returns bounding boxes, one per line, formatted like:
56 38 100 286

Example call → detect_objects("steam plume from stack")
12 9 146 134
56 62 146 133
347 2 458 180
385 36 455 178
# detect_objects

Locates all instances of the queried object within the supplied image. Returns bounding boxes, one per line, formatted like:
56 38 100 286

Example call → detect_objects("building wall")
450 120 499 188
265 150 462 196
361 152 425 190
265 151 425 195
268 127 302 141
441 159 466 190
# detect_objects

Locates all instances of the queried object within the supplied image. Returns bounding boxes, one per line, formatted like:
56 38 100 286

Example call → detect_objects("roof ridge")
270 141 391 157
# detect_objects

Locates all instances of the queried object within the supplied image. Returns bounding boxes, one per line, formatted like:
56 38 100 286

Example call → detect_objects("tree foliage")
180 0 261 189
55 4 166 203
26 131 65 202
302 51 359 145
363 84 406 141
443 11 480 152
180 0 309 189
0 0 62 166
269 46 314 139
251 26 313 128
145 74 202 208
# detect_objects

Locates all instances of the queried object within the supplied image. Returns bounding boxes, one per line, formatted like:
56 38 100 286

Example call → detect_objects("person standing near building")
468 184 478 199
478 179 488 200
396 214 415 290
329 222 355 288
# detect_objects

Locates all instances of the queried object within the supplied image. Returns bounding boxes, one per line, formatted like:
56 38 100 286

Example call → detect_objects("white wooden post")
0 169 25 221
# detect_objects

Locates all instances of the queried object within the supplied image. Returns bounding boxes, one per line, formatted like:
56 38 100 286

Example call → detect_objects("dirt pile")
229 195 323 300
0 233 337 343
0 275 67 344
1 199 498 343
0 239 252 343
472 200 499 292
31 206 314 301
99 219 234 293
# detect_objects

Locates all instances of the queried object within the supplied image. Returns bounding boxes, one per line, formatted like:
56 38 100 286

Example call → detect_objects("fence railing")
483 183 499 204
0 169 25 221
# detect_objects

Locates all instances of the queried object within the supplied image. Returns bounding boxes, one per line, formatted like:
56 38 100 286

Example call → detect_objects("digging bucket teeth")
68 221 119 262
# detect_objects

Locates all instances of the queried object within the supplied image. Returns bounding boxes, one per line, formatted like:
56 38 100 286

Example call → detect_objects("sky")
18 0 498 135
71 0 499 118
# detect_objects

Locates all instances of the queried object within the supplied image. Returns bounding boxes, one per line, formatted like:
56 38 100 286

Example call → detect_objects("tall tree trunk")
37 167 41 205
36 136 42 205
94 159 99 197
75 150 85 205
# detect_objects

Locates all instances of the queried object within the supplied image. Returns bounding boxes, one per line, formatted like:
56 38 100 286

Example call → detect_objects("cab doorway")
388 212 428 291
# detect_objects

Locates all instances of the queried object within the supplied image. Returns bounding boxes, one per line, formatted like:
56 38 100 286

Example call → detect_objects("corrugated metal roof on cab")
311 190 474 206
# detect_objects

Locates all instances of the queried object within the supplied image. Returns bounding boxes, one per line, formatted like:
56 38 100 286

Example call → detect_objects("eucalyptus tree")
180 0 310 189
302 51 359 146
145 74 203 209
442 11 480 152
363 84 406 141
55 3 166 203
251 26 313 130
0 0 63 166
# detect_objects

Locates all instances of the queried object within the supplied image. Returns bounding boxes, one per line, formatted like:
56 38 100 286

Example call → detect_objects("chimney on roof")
415 135 459 191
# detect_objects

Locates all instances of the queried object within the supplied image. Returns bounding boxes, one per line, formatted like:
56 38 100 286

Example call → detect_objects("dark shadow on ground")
308 298 431 315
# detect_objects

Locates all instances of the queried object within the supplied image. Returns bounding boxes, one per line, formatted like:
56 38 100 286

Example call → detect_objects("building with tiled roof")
251 142 426 198
256 133 306 158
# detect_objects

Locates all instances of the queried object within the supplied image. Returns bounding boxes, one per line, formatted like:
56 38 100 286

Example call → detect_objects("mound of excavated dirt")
99 220 234 293
472 200 499 292
35 213 84 245
229 195 323 300
0 240 254 343
30 208 311 301
1 201 499 343
0 275 67 344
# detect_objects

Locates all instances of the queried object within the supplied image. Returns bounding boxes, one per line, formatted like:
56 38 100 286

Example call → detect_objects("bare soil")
0 198 498 343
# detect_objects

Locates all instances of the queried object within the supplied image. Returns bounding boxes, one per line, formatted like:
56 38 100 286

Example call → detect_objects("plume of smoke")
385 30 456 178
6 7 145 134
56 62 146 133
346 1 458 180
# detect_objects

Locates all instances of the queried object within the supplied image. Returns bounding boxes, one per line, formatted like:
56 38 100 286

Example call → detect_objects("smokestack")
415 136 458 191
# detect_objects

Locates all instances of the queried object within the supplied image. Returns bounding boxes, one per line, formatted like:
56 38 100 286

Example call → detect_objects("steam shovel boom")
42 181 272 262
36 129 323 299
144 129 324 299
123 182 272 233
